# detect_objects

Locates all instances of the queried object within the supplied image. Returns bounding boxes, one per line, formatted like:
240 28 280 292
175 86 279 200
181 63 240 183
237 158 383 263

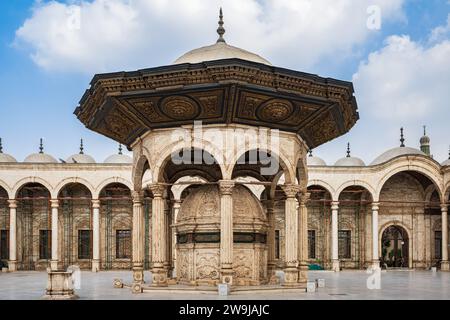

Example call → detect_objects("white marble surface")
0 270 449 300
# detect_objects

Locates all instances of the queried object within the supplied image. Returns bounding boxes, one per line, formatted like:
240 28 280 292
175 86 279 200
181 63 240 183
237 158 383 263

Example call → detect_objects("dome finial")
423 125 426 136
79 138 84 154
0 138 3 153
400 127 405 147
346 142 351 157
39 138 44 154
216 7 226 43
118 143 123 155
448 145 450 160
308 149 313 157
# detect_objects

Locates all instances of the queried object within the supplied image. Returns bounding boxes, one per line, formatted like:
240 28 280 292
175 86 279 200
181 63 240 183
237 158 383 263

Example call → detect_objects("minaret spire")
346 142 351 157
400 127 405 147
39 138 44 154
448 145 450 160
216 7 226 43
118 143 123 155
308 149 313 157
79 138 84 154
0 138 3 153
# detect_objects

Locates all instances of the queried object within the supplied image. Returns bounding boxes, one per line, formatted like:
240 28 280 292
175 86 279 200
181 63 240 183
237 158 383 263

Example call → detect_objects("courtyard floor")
0 270 448 300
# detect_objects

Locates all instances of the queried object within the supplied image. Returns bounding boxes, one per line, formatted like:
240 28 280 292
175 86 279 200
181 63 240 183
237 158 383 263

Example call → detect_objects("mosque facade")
0 10 449 292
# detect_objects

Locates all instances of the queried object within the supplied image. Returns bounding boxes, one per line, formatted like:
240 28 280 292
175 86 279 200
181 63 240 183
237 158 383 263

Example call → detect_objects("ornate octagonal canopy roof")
74 10 359 150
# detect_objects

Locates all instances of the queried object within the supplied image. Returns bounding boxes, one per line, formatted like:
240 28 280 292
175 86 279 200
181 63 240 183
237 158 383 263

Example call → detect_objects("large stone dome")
177 184 266 233
371 147 425 165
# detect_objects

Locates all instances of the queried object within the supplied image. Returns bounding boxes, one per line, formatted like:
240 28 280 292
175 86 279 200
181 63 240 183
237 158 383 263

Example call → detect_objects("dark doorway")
381 225 409 268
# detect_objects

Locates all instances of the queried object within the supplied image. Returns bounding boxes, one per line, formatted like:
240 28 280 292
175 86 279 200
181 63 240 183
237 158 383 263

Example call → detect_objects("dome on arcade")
104 144 132 164
334 143 365 166
173 9 271 66
441 147 450 166
371 128 425 165
0 138 17 163
23 139 57 163
66 139 96 163
306 150 326 166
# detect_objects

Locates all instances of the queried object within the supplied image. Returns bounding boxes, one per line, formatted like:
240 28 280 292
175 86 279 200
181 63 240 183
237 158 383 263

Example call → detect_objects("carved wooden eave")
74 58 359 149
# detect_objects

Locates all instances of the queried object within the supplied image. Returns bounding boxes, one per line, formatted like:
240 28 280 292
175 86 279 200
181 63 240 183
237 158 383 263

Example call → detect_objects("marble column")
91 199 100 272
282 184 300 286
171 200 181 277
371 202 380 270
131 191 145 286
266 199 277 282
50 199 59 271
7 200 17 271
441 204 449 271
331 201 340 272
163 202 170 276
219 180 235 285
297 191 310 284
149 183 168 287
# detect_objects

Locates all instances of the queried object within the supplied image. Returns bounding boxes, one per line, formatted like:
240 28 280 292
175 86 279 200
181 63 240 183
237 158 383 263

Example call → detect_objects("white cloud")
15 0 404 73
352 33 450 120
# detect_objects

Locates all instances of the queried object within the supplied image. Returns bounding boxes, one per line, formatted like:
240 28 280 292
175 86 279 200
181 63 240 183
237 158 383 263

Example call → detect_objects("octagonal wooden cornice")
74 58 359 149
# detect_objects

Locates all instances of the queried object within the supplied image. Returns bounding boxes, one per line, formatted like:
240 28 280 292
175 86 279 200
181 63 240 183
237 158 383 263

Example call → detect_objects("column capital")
132 190 145 204
297 191 311 204
371 202 380 211
50 199 59 208
218 180 235 195
148 183 166 198
441 203 448 212
281 184 301 199
331 201 339 210
91 199 101 208
7 199 17 208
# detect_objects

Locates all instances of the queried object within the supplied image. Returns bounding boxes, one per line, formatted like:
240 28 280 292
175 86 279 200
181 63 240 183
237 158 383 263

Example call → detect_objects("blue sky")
0 0 449 164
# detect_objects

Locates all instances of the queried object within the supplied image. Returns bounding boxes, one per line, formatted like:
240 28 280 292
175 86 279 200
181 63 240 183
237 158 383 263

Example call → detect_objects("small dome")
104 154 132 164
334 156 366 166
334 143 365 166
307 156 326 166
24 153 58 163
371 147 425 165
66 153 96 164
0 138 17 162
174 42 272 66
104 144 132 164
173 9 271 66
0 153 17 163
420 135 430 144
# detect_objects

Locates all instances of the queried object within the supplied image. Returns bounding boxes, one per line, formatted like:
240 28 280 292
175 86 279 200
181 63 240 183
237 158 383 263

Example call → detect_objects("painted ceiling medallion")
257 99 294 123
160 96 199 120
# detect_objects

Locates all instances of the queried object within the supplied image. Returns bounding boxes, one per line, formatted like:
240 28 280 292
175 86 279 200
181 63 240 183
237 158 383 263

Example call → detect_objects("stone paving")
0 270 449 300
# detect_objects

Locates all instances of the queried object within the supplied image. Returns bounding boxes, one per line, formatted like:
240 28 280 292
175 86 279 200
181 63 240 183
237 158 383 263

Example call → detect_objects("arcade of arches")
1 155 449 290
